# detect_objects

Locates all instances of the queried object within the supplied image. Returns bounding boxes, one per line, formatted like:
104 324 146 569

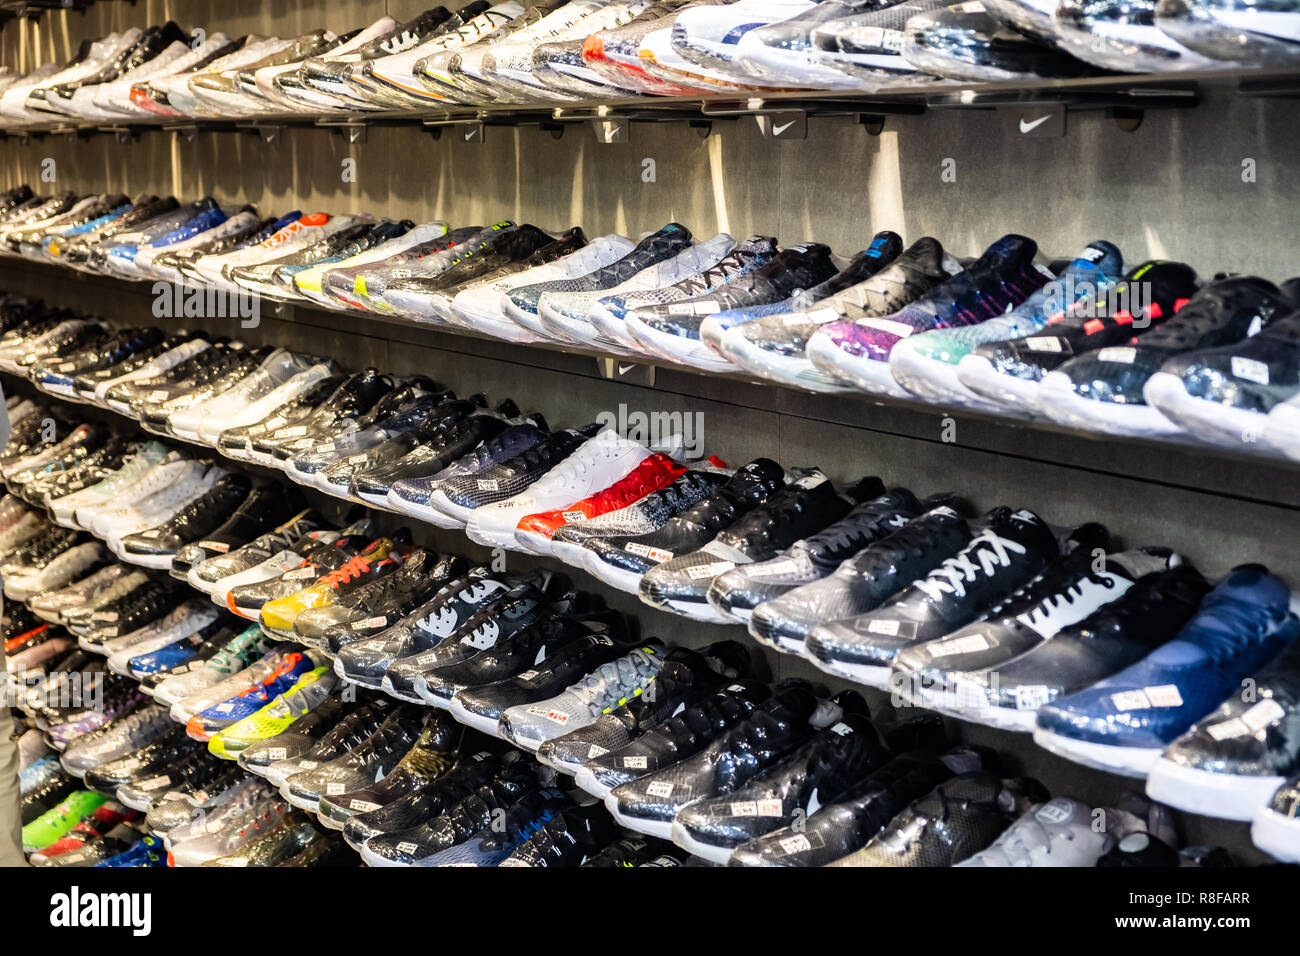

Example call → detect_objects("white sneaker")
200 363 336 446
104 601 220 676
53 444 172 527
98 340 212 409
466 429 654 552
87 458 207 537
168 349 318 441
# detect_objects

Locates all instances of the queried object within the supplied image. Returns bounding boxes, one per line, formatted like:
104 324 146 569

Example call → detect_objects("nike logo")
1019 115 1051 134
806 787 821 816
463 129 476 141
618 363 635 375
605 125 622 142
771 120 796 136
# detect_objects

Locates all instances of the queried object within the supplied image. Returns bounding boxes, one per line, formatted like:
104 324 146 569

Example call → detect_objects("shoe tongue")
987 508 1055 554
1070 240 1123 276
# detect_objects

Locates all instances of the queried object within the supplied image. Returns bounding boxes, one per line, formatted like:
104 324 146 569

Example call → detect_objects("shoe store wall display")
0 0 1294 914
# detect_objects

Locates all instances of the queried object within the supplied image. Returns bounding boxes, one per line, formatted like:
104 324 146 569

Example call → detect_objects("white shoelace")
913 531 1026 602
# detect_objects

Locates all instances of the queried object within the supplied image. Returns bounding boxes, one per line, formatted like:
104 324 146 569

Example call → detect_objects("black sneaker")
639 468 854 623
315 711 464 829
335 568 522 689
170 481 304 579
120 474 255 566
280 704 424 812
973 564 1210 733
535 641 753 775
82 725 190 795
672 699 895 864
897 542 1182 716
263 368 397 461
805 507 1061 690
341 749 504 851
448 628 645 737
706 479 908 625
627 242 842 370
249 697 396 783
357 758 540 867
729 747 973 868
574 680 773 799
78 578 184 646
416 605 629 709
423 423 604 525
801 506 974 666
1039 275 1297 438
826 772 1048 867
606 680 828 839
290 548 461 646
500 802 621 867
383 573 574 703
749 492 949 654
356 411 516 506
187 508 329 592
584 458 785 594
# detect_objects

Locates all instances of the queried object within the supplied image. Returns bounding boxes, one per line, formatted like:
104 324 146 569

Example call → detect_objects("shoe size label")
646 781 673 797
526 705 570 724
926 634 990 657
730 799 783 817
1023 336 1068 354
748 560 800 577
197 541 231 553
686 561 733 580
267 748 287 760
282 567 318 581
1111 684 1184 710
621 755 648 769
1207 699 1285 739
1096 347 1136 364
1230 356 1270 385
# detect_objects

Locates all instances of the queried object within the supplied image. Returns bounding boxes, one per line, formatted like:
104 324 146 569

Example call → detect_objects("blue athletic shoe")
96 834 167 867
128 639 202 678
1034 564 1300 778
20 757 61 795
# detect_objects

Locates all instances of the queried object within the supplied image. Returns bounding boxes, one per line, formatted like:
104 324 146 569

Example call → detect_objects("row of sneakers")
14 616 1252 869
0 0 1289 132
7 288 1300 830
7 187 1300 462
5 291 1300 858
5 463 1294 868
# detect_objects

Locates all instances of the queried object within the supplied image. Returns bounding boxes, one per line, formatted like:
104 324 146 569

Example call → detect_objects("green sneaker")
22 790 106 853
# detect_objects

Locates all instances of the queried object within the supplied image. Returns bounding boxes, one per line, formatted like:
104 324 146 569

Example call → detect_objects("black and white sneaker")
804 507 1060 689
751 495 960 655
572 680 772 799
896 542 1178 718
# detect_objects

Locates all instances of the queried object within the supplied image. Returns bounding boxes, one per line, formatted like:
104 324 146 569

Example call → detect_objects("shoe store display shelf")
11 65 1300 144
3 0 1300 872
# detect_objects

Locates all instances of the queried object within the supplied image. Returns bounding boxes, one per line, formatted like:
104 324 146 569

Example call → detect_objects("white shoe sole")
805 333 910 399
447 696 503 737
1037 371 1185 438
954 354 1046 415
1032 727 1160 778
640 591 737 624
573 766 617 799
716 327 853 393
582 554 647 594
1251 805 1300 863
890 344 1015 412
604 793 674 840
1143 372 1279 451
625 314 739 372
384 490 470 529
805 652 892 690
1144 757 1284 822
671 819 737 865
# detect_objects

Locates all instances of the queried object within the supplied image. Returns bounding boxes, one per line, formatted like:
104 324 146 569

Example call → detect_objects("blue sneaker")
20 757 61 795
128 638 203 678
96 834 167 867
190 652 318 735
1034 565 1300 778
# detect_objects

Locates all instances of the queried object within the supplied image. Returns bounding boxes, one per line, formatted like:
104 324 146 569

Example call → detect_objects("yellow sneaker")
258 538 395 636
208 666 337 760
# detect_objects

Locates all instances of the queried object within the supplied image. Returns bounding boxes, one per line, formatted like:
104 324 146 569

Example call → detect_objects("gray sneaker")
957 797 1133 867
59 703 173 777
498 643 665 752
